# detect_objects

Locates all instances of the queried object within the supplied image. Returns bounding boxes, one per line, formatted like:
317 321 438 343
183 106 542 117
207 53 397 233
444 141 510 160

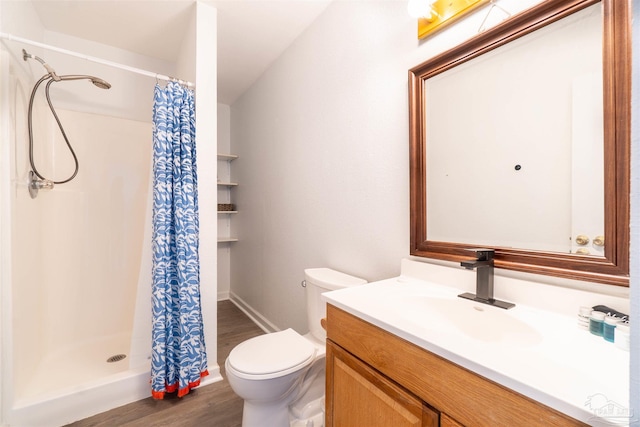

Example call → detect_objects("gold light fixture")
408 0 490 39
407 0 437 20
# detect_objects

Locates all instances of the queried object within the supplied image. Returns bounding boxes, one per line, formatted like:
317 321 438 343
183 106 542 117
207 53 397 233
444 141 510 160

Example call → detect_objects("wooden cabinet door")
441 413 465 427
326 340 438 427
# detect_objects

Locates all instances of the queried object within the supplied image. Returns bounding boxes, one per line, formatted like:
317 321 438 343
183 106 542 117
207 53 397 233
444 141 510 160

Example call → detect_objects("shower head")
22 50 111 89
90 78 111 90
57 75 112 89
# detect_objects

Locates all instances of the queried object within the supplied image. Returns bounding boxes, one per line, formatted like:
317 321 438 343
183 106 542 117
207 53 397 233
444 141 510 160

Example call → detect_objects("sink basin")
399 296 543 346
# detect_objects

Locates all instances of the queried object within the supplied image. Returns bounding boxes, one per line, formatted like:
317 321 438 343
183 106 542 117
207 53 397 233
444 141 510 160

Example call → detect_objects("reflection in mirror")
409 0 630 286
425 4 603 255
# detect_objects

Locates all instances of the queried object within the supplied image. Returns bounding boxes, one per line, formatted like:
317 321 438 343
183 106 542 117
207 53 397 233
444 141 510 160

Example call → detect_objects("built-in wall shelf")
218 153 238 244
217 153 238 161
218 237 239 243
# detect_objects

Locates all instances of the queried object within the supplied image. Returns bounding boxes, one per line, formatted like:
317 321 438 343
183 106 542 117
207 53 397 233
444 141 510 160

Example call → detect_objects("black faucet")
458 249 515 309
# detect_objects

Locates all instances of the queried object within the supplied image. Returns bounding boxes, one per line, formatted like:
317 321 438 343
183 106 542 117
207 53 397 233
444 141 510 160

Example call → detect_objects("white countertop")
323 274 630 426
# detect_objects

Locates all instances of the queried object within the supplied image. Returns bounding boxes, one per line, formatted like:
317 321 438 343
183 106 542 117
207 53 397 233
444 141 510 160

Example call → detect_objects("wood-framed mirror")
409 0 630 286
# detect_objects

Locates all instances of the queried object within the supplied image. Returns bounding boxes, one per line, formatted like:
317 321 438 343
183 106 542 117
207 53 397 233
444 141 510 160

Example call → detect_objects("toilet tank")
304 268 367 342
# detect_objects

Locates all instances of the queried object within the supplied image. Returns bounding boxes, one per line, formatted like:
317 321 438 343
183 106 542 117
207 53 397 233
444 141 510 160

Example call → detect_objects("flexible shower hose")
27 74 79 184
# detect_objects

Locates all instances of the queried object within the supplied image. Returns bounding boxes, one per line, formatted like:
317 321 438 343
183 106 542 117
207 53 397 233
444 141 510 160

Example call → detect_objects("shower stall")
0 4 219 426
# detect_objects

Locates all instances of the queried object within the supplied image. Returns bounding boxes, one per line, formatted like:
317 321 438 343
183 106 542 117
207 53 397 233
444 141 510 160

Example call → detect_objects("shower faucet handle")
28 171 54 199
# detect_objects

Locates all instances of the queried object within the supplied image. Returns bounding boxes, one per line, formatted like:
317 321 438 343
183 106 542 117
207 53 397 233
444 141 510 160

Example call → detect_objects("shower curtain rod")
0 32 195 88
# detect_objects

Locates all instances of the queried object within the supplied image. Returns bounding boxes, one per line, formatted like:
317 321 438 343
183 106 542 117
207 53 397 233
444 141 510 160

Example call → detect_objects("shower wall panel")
9 54 48 401
37 109 151 357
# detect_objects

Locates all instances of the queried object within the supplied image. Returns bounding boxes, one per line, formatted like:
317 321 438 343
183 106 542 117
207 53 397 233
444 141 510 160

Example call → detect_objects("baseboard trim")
228 292 279 333
198 366 222 388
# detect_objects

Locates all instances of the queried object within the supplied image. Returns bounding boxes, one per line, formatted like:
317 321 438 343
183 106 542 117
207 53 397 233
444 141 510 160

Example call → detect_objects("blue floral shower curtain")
151 81 208 399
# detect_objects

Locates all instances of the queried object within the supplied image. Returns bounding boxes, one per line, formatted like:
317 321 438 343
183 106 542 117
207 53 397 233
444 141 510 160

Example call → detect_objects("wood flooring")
65 300 264 427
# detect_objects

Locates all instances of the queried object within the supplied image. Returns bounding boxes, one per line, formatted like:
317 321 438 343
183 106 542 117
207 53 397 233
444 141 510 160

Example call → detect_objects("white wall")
230 0 543 333
193 0 219 381
41 32 176 123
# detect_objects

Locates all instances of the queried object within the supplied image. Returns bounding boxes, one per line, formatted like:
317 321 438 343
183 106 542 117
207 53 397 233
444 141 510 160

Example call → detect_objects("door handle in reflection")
575 235 590 246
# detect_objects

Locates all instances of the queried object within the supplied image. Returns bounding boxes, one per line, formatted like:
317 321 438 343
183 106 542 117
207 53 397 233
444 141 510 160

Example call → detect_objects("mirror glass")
409 0 630 286
425 4 603 255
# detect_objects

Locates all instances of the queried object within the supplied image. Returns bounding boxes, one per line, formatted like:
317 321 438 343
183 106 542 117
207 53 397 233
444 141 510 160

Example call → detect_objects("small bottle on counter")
589 311 605 336
578 306 591 330
603 316 619 342
614 322 630 351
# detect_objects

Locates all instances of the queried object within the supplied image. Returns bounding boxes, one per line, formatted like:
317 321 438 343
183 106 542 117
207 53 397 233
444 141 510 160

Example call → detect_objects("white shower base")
7 333 223 427
9 334 151 427
20 332 135 400
10 367 151 427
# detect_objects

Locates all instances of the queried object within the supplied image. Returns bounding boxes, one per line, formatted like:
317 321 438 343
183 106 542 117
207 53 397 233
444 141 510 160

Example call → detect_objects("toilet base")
241 391 325 427
290 396 324 427
242 399 291 427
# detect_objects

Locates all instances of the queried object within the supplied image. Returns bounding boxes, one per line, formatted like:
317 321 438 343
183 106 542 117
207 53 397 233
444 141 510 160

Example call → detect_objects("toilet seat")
227 328 316 380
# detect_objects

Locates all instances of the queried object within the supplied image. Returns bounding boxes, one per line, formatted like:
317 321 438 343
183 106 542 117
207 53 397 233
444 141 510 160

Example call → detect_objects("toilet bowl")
225 268 366 427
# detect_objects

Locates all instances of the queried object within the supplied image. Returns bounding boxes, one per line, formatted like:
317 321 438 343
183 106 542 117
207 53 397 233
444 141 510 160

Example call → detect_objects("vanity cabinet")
325 305 587 427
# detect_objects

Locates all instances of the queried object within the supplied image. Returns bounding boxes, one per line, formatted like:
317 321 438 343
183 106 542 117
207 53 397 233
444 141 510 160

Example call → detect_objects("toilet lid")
228 328 316 377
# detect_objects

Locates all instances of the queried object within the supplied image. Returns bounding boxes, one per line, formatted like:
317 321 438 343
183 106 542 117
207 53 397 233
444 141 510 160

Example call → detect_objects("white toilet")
225 268 367 427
